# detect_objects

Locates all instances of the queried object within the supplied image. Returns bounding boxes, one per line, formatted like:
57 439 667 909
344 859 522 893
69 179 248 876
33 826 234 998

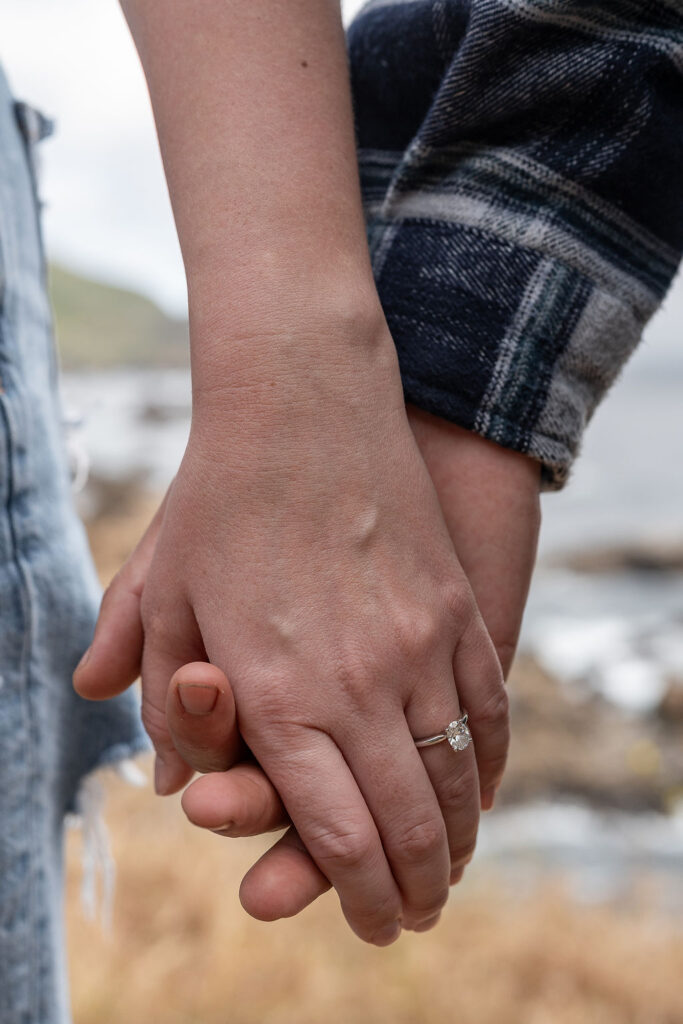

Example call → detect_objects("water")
60 367 192 492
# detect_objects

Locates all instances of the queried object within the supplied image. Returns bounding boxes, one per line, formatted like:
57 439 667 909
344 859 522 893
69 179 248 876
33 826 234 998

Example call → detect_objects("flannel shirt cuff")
361 147 679 491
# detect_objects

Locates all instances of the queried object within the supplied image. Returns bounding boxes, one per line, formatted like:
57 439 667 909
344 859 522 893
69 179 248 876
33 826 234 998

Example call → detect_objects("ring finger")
405 670 480 881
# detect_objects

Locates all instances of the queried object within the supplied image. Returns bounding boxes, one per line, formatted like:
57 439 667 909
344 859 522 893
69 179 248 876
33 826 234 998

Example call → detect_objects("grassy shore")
66 774 683 1024
65 486 683 1024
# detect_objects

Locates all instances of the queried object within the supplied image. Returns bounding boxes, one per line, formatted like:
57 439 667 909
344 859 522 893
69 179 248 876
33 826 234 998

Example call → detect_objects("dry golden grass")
66 767 683 1024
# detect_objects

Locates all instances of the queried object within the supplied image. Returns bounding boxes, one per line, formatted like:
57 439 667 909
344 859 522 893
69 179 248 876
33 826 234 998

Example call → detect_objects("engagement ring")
414 712 471 752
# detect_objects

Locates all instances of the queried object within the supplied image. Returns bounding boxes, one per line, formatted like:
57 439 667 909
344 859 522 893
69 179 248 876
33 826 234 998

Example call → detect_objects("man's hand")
74 401 540 935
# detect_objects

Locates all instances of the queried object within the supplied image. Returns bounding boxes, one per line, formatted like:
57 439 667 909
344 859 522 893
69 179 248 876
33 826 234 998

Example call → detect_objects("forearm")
121 0 383 394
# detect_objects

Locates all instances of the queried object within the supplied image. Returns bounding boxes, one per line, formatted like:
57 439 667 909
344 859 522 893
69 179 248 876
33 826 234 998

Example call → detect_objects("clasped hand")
74 328 540 946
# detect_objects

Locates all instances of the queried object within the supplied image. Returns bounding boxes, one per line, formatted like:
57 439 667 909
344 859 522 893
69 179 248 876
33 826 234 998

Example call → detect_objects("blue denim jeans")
0 66 148 1024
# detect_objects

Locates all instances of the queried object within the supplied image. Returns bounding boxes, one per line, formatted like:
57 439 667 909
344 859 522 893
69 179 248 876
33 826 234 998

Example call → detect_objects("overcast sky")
2 0 680 370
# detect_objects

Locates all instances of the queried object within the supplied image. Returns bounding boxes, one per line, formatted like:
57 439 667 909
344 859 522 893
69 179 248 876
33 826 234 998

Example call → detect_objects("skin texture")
74 406 541 936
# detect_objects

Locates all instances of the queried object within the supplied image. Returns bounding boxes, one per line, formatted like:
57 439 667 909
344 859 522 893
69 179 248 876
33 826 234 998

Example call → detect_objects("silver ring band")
415 712 471 752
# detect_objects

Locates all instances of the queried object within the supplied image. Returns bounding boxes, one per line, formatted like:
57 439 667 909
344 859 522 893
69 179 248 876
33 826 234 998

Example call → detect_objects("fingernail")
177 683 219 715
413 912 441 933
75 645 91 673
481 787 496 812
372 921 401 947
210 822 235 836
154 756 174 796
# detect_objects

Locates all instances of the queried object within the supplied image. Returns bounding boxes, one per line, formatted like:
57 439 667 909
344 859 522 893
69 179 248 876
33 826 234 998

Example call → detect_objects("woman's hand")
151 321 506 946
75 331 540 943
173 403 542 924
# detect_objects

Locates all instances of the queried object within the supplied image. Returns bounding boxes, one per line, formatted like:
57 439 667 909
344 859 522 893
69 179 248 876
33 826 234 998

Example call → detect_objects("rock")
497 655 683 814
659 677 683 722
544 540 683 575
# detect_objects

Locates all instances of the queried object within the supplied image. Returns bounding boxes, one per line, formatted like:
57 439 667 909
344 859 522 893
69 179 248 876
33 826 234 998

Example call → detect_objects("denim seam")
0 389 41 1021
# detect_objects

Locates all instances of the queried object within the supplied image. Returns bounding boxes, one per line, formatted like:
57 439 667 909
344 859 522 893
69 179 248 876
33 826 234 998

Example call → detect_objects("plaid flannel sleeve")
347 0 683 490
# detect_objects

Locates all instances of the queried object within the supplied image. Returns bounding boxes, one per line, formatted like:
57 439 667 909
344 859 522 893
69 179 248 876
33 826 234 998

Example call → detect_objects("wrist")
186 238 381 333
188 275 396 409
185 305 409 476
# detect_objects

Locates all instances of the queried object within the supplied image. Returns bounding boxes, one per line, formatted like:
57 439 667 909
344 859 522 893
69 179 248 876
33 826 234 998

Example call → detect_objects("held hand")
168 355 504 942
178 405 541 923
75 381 540 936
75 317 512 945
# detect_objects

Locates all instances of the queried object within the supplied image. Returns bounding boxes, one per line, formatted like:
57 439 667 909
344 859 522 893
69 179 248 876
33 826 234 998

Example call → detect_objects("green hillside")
49 264 189 370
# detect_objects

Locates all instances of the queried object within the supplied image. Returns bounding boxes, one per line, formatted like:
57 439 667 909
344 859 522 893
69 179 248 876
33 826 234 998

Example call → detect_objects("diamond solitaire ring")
414 712 472 752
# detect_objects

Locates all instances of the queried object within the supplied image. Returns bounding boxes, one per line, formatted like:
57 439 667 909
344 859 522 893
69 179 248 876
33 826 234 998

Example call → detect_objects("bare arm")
106 0 510 946
120 0 382 376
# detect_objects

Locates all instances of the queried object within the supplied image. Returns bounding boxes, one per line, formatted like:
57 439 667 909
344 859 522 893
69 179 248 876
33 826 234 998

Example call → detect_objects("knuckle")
245 683 304 729
393 607 441 663
475 685 510 786
140 696 172 754
392 816 447 865
477 684 510 733
236 679 317 753
439 764 480 815
308 821 376 874
441 580 477 632
327 652 374 709
358 888 403 940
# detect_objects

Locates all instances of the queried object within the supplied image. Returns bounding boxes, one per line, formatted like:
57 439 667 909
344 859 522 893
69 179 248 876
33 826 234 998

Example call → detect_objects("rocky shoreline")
503 654 683 814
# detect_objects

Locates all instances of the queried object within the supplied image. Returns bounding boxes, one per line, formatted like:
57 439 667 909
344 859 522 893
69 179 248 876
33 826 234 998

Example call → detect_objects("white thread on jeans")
67 759 147 930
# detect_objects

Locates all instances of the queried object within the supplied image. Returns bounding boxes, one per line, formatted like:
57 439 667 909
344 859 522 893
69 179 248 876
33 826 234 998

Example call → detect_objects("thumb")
166 661 246 775
73 486 171 700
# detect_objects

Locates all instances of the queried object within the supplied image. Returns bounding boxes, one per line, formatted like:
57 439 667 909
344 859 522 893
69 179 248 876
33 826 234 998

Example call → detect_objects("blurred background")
3 2 683 1022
